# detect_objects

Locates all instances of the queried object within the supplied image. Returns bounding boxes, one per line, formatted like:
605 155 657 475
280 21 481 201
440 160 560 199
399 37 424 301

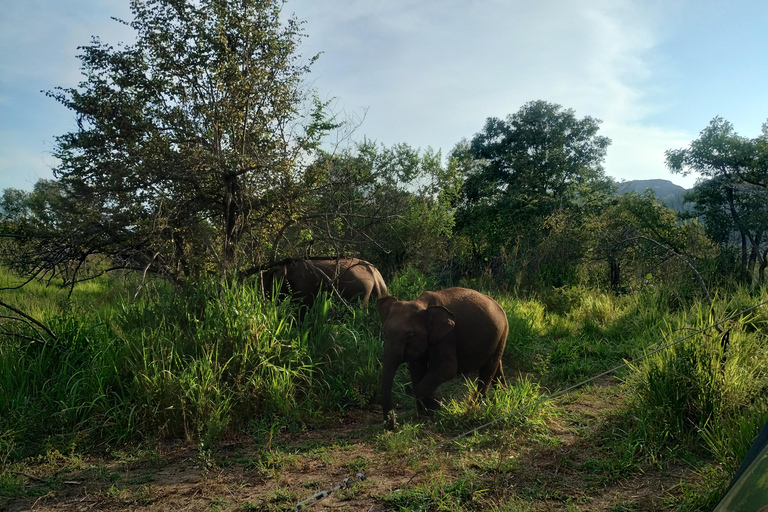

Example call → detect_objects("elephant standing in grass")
377 287 508 430
263 257 388 310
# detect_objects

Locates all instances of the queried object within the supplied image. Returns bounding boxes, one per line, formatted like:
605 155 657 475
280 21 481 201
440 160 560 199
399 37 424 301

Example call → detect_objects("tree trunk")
726 186 750 283
752 231 764 283
608 256 620 291
740 231 749 283
223 174 242 271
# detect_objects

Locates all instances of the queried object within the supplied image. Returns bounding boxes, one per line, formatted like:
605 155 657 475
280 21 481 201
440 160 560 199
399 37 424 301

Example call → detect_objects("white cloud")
0 0 714 191
0 132 57 190
602 122 697 188
292 0 672 161
0 1 132 191
0 0 133 87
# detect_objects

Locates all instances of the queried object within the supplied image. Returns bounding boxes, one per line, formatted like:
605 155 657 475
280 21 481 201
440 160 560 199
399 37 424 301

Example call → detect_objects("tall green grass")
436 376 552 434
0 274 385 458
503 286 673 385
626 293 768 469
3 262 768 494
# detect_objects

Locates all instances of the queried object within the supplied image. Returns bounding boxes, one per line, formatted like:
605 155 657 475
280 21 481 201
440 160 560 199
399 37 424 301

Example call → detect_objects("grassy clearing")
2 267 768 510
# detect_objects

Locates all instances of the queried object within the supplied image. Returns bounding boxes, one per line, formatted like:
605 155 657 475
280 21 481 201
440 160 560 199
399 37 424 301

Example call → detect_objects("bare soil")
1 382 707 512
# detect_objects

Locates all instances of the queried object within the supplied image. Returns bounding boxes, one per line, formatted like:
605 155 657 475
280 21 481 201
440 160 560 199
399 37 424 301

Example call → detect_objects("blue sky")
1 0 767 192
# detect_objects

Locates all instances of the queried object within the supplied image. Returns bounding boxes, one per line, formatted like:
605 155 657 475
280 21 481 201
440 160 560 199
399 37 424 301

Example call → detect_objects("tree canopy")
5 0 768 294
14 0 336 285
451 100 612 280
668 117 768 282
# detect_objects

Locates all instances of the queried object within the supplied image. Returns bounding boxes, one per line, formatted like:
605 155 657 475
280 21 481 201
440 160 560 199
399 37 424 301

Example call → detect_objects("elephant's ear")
377 296 397 322
426 305 456 343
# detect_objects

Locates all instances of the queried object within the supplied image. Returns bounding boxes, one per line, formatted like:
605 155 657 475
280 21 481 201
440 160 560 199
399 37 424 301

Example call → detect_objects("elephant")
262 257 388 310
377 287 508 429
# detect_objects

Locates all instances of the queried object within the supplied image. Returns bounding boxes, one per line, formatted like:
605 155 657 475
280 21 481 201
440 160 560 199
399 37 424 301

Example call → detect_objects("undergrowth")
2 267 768 511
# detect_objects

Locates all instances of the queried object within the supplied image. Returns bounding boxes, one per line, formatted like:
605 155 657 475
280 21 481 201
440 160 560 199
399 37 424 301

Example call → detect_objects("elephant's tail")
493 322 509 388
372 268 388 299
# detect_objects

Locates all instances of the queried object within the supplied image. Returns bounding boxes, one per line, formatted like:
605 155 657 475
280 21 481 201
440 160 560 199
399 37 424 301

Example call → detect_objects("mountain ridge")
616 178 691 212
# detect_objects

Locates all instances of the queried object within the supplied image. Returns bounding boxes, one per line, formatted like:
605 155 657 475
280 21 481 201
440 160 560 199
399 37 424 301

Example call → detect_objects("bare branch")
0 300 58 341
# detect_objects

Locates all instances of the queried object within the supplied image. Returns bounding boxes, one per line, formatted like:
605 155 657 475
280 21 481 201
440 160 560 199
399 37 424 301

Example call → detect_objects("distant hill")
616 179 691 212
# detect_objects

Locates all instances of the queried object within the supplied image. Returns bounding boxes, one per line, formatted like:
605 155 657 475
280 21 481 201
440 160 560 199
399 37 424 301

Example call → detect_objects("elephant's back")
429 288 508 371
428 287 505 319
308 258 389 303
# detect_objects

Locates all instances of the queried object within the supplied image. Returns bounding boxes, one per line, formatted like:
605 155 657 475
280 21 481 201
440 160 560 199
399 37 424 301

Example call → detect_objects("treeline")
1 0 768 297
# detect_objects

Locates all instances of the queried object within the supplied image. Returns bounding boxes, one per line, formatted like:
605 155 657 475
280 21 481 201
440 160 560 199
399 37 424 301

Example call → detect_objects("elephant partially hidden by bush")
262 257 388 310
377 287 508 430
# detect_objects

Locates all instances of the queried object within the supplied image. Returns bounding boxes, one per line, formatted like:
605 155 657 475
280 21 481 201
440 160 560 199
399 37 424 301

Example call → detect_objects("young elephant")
377 287 508 430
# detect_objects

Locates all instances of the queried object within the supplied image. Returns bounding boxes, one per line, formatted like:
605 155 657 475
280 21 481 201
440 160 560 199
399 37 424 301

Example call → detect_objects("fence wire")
291 298 768 511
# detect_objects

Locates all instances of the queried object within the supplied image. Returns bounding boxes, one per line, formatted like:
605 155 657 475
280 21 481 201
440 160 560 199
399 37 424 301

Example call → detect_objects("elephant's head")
376 295 456 429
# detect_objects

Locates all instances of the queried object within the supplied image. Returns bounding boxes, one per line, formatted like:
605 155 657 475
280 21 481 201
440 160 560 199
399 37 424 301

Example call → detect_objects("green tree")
1 180 115 289
667 118 768 282
296 141 459 276
452 100 611 283
13 0 335 286
586 191 715 293
683 177 768 282
0 188 31 224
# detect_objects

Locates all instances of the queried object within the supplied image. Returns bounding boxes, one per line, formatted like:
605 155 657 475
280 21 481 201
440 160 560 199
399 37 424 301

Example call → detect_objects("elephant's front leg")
413 356 457 415
407 359 430 416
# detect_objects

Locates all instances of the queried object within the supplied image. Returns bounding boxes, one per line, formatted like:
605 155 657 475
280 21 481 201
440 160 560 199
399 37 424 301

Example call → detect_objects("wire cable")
290 297 768 511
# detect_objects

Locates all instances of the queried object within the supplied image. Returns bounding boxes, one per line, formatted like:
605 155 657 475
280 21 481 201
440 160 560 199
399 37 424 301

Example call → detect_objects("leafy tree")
452 100 611 283
683 177 768 282
668 118 768 282
666 118 755 181
0 188 31 224
1 180 115 289
586 191 714 293
10 0 335 286
295 141 459 276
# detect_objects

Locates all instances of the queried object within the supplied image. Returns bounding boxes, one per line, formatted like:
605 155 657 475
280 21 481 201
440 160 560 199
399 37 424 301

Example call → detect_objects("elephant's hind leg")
414 360 456 415
408 360 430 415
492 360 507 388
477 359 501 394
478 341 507 394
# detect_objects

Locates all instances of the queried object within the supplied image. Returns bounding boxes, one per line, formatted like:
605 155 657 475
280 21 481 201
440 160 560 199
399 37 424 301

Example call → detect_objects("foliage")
382 472 486 512
298 141 460 275
584 190 717 293
4 1 768 505
6 0 336 287
436 376 551 433
668 117 768 283
666 117 765 184
388 266 437 301
452 100 612 284
0 271 386 455
0 189 30 224
627 294 768 467
3 269 768 510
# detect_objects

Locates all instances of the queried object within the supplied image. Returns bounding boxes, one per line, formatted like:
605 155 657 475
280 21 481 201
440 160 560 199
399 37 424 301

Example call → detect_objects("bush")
0 277 385 457
627 297 768 465
388 266 436 301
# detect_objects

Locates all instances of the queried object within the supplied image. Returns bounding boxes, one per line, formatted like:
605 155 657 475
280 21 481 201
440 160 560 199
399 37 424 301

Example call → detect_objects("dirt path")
2 384 704 512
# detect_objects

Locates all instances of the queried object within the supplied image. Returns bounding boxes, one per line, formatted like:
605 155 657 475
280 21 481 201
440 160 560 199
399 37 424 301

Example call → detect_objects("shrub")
0 277 386 457
627 297 768 465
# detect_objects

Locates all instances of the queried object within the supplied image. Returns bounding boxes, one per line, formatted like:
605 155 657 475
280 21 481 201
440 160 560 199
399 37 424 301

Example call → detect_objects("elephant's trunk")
380 346 403 430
